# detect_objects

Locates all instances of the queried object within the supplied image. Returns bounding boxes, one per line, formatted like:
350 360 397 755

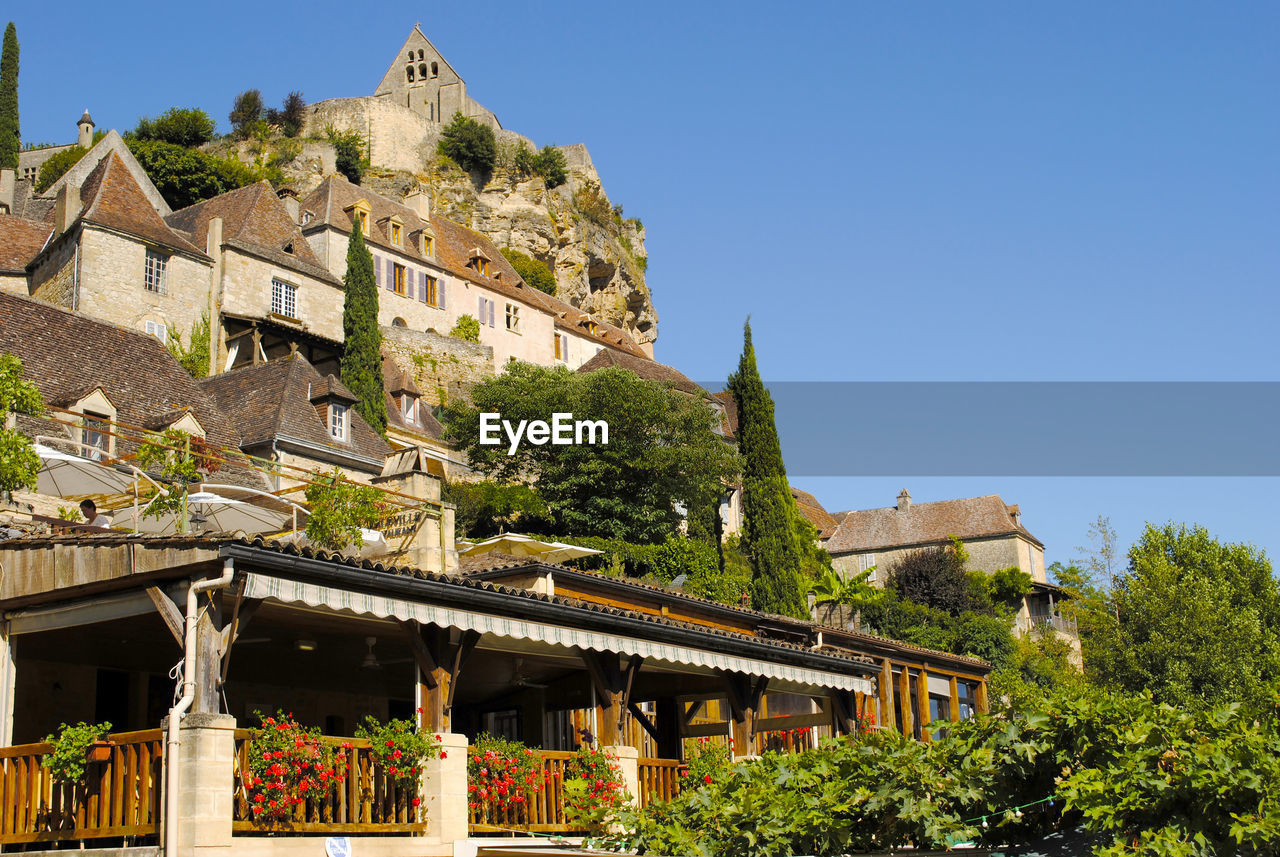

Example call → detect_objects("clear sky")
10 2 1279 567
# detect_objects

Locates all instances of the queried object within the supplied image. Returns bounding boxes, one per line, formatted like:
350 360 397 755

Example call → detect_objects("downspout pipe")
165 558 235 857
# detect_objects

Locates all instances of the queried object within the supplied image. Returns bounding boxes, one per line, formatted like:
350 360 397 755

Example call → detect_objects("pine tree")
728 320 809 617
0 23 19 171
340 226 387 434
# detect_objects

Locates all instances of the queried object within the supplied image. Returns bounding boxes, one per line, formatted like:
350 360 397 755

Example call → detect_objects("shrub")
564 744 627 832
444 479 552 539
513 143 568 189
41 721 111 784
303 468 387 551
449 314 481 342
132 108 215 147
438 112 496 175
267 91 306 138
229 89 264 140
354 714 439 808
682 736 733 786
685 536 752 606
557 535 720 585
572 181 613 227
243 711 347 822
167 313 211 379
127 139 261 209
467 734 547 819
889 542 982 616
325 126 366 184
34 145 86 193
499 248 556 295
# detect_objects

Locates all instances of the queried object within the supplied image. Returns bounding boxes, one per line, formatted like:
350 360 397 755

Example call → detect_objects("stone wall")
0 273 27 295
219 248 344 342
28 234 77 308
305 98 439 176
830 534 1046 586
380 325 493 408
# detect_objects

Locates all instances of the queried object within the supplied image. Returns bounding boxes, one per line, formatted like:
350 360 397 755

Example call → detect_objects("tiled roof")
824 493 1042 554
576 349 705 396
380 356 444 441
165 182 339 285
76 153 207 258
0 291 264 490
790 486 839 537
199 354 391 466
299 176 649 359
711 390 739 438
0 215 51 273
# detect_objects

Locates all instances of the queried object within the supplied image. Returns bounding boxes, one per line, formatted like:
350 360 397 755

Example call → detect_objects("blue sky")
11 2 1279 567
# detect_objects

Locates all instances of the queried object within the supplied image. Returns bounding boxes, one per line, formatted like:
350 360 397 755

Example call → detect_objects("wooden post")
897 668 913 738
975 680 989 714
878 659 896 732
191 587 222 714
582 651 626 746
949 677 961 722
915 670 931 741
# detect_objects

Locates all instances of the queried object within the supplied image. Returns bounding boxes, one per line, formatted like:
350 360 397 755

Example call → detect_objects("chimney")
77 109 96 149
276 187 301 224
896 489 912 512
403 186 431 220
0 169 13 214
54 182 82 236
1008 504 1021 526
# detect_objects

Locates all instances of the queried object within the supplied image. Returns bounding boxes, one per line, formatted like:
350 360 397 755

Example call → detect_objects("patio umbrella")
457 533 602 563
117 491 294 536
33 443 136 499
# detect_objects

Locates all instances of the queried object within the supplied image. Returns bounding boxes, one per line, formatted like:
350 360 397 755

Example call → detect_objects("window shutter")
374 255 383 288
439 278 447 310
488 300 496 327
384 259 395 292
478 295 485 319
419 270 428 303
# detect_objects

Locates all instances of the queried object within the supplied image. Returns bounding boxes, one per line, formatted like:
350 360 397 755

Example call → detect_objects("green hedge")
549 535 719 586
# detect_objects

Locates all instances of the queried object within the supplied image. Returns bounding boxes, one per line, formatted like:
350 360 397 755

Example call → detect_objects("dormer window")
421 233 434 256
468 250 491 277
583 320 599 336
329 402 349 441
401 394 417 425
388 216 404 246
345 200 372 237
83 412 111 460
301 210 314 226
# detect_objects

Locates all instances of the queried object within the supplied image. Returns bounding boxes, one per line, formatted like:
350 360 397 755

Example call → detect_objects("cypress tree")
0 23 19 171
340 226 387 434
728 320 809 618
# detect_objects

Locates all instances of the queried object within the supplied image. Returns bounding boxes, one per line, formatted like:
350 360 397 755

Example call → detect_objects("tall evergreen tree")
728 320 809 617
340 226 387 434
0 23 19 171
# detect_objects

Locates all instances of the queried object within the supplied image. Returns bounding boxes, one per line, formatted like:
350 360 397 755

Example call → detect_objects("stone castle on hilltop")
373 25 501 129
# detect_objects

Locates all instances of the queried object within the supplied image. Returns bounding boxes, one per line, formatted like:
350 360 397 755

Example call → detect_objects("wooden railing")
637 758 681 807
232 732 426 835
468 748 581 834
0 729 163 844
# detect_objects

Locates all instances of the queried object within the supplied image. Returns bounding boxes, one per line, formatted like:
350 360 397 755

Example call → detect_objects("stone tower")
373 25 501 129
77 110 95 149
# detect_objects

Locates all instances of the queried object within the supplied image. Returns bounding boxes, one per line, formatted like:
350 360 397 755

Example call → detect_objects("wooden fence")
0 729 163 845
637 758 681 806
232 732 426 835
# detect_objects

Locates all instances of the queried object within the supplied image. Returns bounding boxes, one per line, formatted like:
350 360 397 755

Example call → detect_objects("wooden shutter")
478 295 485 319
419 270 428 303
439 278 447 310
374 255 383 288
488 300 496 327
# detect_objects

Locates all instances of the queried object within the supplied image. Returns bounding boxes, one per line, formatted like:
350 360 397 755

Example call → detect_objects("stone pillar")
421 732 469 844
0 621 15 746
603 744 639 808
175 712 236 857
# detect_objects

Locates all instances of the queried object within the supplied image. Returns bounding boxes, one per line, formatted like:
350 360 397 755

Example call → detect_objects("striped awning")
243 573 872 693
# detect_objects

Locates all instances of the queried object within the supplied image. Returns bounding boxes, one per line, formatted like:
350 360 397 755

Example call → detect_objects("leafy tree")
1090 522 1280 712
513 143 568 188
728 320 808 618
303 468 386 550
443 479 551 538
438 112 496 175
325 126 366 184
265 91 306 138
686 535 753 605
136 428 221 532
445 362 739 544
0 353 43 494
166 313 211 379
888 542 983 616
499 248 556 295
127 139 256 209
0 23 17 171
339 226 386 434
449 314 481 342
229 89 264 140
132 108 215 147
34 145 87 193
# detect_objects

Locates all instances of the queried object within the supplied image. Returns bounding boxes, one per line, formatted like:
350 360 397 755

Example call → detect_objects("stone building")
13 110 95 184
373 25 501 128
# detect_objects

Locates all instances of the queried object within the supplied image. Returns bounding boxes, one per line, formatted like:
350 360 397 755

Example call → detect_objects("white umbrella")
457 533 602 563
118 491 293 536
33 443 136 499
275 528 389 558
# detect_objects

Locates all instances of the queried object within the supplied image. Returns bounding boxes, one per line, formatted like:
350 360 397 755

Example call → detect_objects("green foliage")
444 479 551 539
136 428 220 531
325 126 367 184
1090 522 1280 713
132 107 215 147
445 362 739 544
499 248 556 295
686 535 753 605
449 314 481 342
41 721 111 784
572 180 614 227
265 91 306 138
302 468 387 551
811 567 883 612
682 737 734 785
354 715 439 788
554 534 720 585
513 143 568 188
728 320 808 618
166 313 211 379
468 733 546 817
438 112 496 176
244 711 347 822
33 145 87 193
888 542 982 616
563 744 627 832
229 89 264 140
127 139 263 209
339 227 387 434
0 353 44 494
0 23 17 171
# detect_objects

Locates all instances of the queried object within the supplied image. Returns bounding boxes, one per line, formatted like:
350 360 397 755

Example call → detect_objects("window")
419 63 428 79
392 263 406 295
422 234 434 256
505 303 521 333
271 278 298 319
144 320 168 344
554 332 568 362
469 255 491 276
390 222 403 245
329 403 348 441
301 211 314 226
431 62 438 78
859 553 877 580
82 412 111 460
422 275 439 307
401 394 417 424
144 250 167 294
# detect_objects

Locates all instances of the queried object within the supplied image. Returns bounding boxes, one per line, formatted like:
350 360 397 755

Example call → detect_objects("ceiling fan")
511 657 549 689
361 636 414 670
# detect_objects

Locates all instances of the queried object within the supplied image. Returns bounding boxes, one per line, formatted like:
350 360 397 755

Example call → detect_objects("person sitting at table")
78 499 111 528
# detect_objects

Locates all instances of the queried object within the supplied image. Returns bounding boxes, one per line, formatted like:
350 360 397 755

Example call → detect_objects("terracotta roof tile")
576 349 705 396
77 153 208 258
790 486 839 536
824 493 1042 553
0 215 51 273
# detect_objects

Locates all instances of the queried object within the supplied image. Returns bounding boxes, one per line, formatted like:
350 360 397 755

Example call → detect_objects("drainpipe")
165 558 235 857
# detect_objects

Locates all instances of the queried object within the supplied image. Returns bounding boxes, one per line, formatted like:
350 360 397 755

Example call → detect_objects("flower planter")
85 740 113 763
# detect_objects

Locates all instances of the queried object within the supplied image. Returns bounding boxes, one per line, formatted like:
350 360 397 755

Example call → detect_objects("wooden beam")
617 656 643 730
916 669 931 742
683 721 732 739
949 677 961 722
897 667 914 738
444 630 481 714
975 680 989 715
400 620 439 689
146 587 183 647
879 659 896 732
828 689 854 735
627 702 660 742
681 699 705 728
218 597 262 687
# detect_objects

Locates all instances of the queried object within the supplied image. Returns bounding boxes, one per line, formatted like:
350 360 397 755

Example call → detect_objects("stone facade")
380 324 492 408
219 248 344 344
831 533 1047 587
373 27 500 129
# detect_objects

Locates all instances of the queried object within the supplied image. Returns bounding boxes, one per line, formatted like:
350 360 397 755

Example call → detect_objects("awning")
243 573 872 693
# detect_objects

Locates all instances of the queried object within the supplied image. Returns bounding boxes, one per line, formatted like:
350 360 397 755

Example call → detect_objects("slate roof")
824 493 1043 554
298 176 649 359
0 215 51 274
199 354 391 466
70 153 207 259
381 355 444 441
790 487 839 537
0 291 263 489
576 348 705 396
165 182 339 285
